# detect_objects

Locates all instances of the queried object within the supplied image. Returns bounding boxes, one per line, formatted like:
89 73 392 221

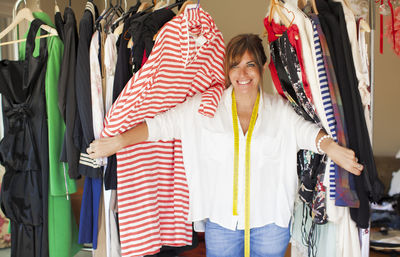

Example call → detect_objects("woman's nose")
238 67 248 77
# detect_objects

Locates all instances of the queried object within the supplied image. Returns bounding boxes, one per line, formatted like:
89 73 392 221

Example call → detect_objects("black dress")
316 0 384 228
0 19 49 257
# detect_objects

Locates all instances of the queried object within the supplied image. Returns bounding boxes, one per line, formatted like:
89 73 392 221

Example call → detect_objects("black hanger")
111 0 142 32
164 0 187 11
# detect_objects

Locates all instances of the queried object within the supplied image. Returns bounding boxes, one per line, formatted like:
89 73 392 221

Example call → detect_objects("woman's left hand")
323 140 363 176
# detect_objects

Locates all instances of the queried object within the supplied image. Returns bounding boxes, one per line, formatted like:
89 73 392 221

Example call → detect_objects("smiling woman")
87 33 363 257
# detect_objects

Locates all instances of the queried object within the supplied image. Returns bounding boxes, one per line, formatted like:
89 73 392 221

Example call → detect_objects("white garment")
334 0 372 140
102 33 120 257
325 169 361 257
357 19 372 140
89 31 106 166
104 34 118 113
146 86 320 231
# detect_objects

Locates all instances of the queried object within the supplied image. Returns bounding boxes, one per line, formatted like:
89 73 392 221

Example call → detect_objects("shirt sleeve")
198 32 225 117
282 99 321 152
146 95 199 141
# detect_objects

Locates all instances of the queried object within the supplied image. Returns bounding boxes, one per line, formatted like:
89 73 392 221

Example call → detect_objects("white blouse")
146 87 320 230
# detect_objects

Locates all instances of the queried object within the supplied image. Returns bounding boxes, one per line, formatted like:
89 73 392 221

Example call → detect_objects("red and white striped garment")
101 5 225 257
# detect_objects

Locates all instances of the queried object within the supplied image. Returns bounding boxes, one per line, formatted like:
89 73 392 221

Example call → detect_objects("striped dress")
102 6 225 257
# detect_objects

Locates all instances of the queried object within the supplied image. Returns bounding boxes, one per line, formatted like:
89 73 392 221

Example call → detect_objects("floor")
0 239 396 257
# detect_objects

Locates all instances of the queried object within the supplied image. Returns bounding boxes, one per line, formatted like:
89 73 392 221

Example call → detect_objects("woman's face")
228 51 261 96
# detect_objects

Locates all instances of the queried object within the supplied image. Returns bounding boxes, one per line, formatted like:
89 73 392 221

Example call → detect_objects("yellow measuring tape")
231 89 260 257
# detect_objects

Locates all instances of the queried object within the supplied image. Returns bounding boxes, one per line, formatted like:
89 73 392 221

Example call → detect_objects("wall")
5 0 400 156
372 4 400 156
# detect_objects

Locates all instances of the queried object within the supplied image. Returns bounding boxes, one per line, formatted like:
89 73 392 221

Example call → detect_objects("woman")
87 34 362 257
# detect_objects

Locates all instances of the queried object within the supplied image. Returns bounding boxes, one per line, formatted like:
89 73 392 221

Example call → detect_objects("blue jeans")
205 220 290 257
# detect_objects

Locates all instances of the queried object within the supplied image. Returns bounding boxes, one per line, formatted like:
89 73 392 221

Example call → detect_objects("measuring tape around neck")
231 89 260 257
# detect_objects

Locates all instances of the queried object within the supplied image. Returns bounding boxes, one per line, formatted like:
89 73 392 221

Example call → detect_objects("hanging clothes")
104 9 142 192
316 0 384 228
102 6 225 257
74 2 102 178
264 19 327 225
103 32 121 257
0 19 49 257
56 7 81 180
75 1 104 250
128 8 175 74
104 7 173 191
22 11 82 257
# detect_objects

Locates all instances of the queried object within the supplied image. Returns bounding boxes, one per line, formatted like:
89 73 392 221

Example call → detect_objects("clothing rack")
369 0 375 141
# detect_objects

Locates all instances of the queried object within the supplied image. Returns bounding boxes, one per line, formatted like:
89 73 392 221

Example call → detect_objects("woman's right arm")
87 94 201 159
87 122 149 159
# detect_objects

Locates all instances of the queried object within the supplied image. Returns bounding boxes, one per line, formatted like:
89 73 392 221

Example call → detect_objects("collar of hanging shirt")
231 89 260 257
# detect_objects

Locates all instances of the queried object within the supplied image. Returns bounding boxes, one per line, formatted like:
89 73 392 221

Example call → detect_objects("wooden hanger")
55 0 60 13
0 8 58 41
154 0 167 10
138 1 152 12
177 0 195 16
268 0 291 26
359 18 371 33
310 0 319 14
263 0 294 38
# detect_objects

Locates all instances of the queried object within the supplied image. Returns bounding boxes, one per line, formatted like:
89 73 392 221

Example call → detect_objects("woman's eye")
247 63 256 67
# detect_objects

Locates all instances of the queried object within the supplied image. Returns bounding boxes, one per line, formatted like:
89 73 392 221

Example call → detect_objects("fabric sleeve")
198 33 225 117
282 99 320 152
101 30 164 138
146 95 199 141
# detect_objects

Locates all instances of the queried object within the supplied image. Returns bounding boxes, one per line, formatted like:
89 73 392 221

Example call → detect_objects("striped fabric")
102 6 225 257
311 21 338 199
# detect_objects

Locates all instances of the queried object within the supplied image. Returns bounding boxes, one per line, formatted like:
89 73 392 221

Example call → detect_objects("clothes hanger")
310 0 319 14
0 8 58 41
359 18 371 32
127 1 156 47
55 0 60 14
154 0 167 10
268 0 291 26
111 0 142 35
151 0 190 41
137 1 153 12
176 0 195 16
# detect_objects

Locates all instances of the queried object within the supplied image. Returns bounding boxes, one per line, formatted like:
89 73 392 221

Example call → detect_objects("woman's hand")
86 122 150 159
87 135 124 159
323 140 363 176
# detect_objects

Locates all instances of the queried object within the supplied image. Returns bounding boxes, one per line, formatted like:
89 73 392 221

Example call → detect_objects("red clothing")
102 6 225 257
264 18 313 103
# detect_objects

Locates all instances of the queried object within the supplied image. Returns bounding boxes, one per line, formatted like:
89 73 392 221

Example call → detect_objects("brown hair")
224 34 267 87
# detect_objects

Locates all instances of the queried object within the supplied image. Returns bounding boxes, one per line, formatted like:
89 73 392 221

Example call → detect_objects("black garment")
112 11 141 102
269 31 327 224
57 7 81 179
0 19 49 257
128 8 175 73
54 11 64 42
104 10 143 190
316 0 384 228
104 9 174 190
74 4 103 178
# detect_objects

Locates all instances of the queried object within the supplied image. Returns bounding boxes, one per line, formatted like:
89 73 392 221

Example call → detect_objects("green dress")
19 12 82 257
